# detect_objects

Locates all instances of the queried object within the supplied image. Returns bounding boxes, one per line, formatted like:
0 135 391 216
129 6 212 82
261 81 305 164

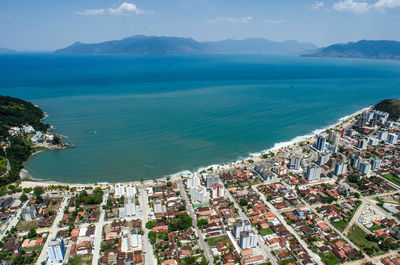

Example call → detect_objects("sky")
1 0 400 51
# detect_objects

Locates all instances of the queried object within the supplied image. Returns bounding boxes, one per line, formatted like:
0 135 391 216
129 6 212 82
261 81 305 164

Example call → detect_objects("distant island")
55 35 317 55
0 95 65 191
303 40 400 60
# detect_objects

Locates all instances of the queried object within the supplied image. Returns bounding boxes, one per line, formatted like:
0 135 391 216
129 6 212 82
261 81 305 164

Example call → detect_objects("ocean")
0 53 399 183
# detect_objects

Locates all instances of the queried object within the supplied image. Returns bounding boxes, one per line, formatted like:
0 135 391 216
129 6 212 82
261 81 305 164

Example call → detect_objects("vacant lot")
382 173 400 186
259 227 274 236
347 224 384 256
206 235 230 247
278 258 296 265
332 220 347 232
48 198 62 212
319 252 340 265
16 220 38 232
68 254 92 265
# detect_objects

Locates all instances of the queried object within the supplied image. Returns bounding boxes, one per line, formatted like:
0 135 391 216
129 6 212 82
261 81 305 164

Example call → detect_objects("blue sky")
1 0 400 51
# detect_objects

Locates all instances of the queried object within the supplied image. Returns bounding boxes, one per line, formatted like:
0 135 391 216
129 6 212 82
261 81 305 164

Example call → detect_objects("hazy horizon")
1 0 400 51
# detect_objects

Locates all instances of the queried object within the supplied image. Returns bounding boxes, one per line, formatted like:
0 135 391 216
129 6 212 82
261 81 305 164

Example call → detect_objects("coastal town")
1 103 400 265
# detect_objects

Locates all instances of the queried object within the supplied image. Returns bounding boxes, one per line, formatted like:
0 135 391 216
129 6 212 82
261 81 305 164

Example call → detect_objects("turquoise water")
0 53 400 183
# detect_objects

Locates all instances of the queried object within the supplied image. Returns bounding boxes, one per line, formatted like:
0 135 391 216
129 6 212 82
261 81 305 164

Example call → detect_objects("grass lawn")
332 220 348 232
368 225 384 231
22 245 43 252
68 254 92 265
259 227 274 236
347 224 384 256
319 252 340 265
206 235 230 247
278 258 296 265
382 173 400 186
193 202 211 208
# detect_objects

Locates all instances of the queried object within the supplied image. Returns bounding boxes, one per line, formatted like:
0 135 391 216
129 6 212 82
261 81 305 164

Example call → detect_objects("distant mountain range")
0 47 14 54
303 40 400 60
55 35 317 55
203 38 317 54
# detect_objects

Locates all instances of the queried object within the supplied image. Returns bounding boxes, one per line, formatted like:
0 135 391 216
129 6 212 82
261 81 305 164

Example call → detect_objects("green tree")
168 213 192 231
146 221 155 230
23 187 33 193
118 196 124 205
33 186 44 197
197 219 207 228
239 199 248 206
19 193 28 202
27 228 37 239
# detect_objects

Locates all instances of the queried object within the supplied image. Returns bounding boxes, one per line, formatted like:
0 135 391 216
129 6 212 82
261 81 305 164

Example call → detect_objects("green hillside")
374 99 400 120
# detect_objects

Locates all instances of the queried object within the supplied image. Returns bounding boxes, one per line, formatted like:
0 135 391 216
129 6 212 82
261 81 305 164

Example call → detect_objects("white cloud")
205 16 253 24
374 0 400 8
333 0 370 13
76 2 149 16
332 0 400 13
75 9 105 16
107 2 144 15
311 1 325 10
263 19 285 24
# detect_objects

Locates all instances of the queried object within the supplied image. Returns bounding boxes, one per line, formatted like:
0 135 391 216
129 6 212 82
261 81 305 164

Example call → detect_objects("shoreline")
20 106 369 189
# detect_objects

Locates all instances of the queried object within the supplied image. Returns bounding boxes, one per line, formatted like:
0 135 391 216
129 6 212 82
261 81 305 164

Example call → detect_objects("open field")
67 254 92 265
347 224 384 256
382 173 400 186
319 252 340 265
259 227 274 236
332 220 347 232
16 220 38 232
206 235 231 247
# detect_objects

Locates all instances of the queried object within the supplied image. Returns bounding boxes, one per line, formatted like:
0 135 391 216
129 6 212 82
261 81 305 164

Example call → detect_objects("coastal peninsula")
0 95 65 193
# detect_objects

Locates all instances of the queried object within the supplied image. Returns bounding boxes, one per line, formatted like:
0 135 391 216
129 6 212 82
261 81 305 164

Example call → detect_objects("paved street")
342 201 370 235
340 179 400 224
177 180 214 265
138 187 157 265
253 188 324 265
225 190 278 265
91 191 109 265
0 200 28 242
36 196 71 265
299 197 374 263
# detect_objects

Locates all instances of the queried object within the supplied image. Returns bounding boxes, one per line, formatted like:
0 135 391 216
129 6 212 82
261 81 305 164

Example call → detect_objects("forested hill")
303 40 400 60
55 35 317 55
0 95 49 139
0 95 49 189
374 99 400 120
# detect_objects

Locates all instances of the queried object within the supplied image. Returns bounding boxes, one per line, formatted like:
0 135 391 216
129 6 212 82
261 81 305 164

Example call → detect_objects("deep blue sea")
0 53 400 183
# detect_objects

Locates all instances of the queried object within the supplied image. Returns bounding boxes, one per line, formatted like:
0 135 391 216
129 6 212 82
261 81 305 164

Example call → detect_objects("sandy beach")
20 106 369 189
